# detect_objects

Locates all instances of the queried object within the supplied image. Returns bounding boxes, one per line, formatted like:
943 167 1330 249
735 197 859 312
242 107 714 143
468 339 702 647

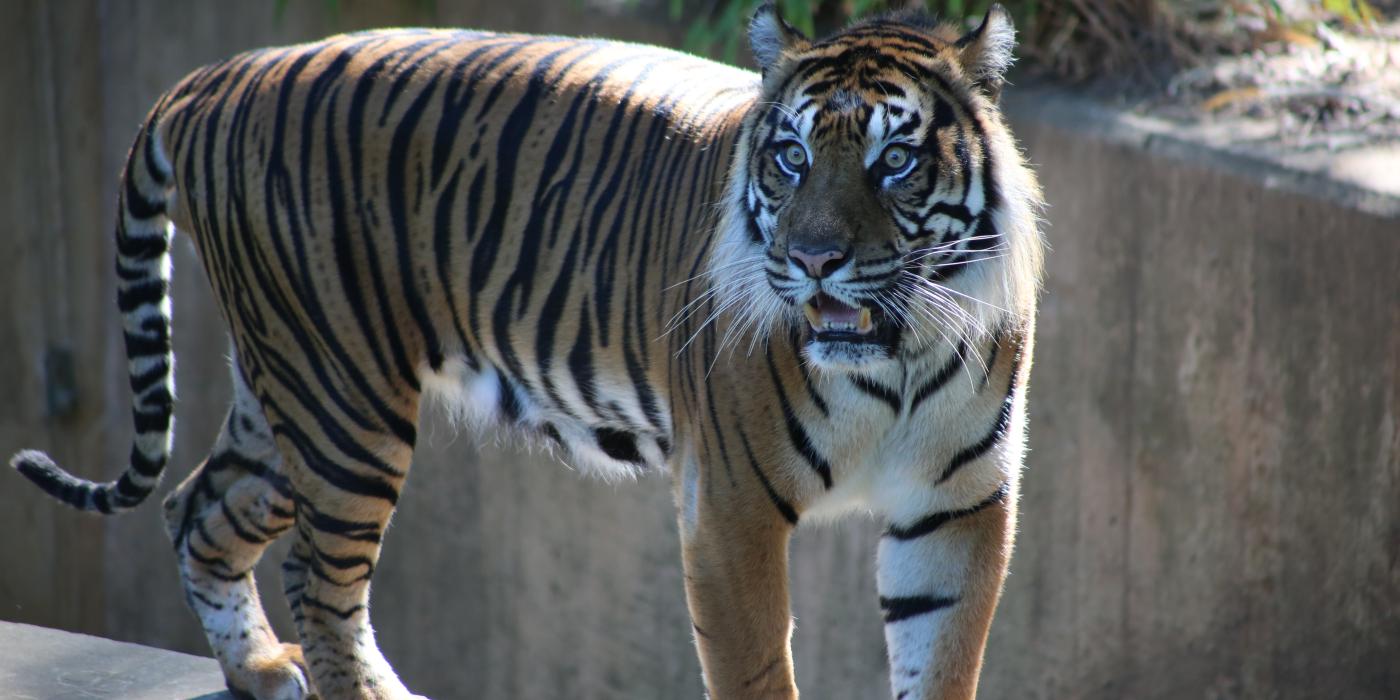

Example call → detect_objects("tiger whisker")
891 286 965 366
662 268 765 334
661 257 760 292
898 287 988 387
902 271 1010 316
903 239 1008 263
674 270 770 356
897 276 991 383
918 253 1010 270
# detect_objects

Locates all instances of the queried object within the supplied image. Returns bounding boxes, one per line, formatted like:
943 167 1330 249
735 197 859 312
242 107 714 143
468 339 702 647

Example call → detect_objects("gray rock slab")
0 621 229 700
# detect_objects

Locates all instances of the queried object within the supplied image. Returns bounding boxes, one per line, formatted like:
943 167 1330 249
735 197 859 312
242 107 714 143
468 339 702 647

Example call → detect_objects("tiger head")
713 3 1043 373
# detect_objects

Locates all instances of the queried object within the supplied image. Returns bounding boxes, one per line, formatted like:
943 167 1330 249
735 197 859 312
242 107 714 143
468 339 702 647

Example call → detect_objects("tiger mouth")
802 293 891 344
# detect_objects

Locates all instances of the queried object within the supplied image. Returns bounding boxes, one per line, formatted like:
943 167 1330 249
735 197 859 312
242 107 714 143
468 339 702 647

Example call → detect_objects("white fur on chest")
799 357 1016 524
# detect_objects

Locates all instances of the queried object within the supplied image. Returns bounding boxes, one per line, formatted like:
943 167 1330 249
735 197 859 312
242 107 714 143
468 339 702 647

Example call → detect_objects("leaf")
851 0 884 18
781 0 816 38
1323 0 1381 25
1200 86 1263 112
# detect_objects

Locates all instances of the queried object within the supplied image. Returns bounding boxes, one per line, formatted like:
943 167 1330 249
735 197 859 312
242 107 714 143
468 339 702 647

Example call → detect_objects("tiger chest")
791 358 1006 522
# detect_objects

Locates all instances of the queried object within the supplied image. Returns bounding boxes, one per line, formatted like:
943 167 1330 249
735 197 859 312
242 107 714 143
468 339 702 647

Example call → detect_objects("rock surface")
0 621 228 700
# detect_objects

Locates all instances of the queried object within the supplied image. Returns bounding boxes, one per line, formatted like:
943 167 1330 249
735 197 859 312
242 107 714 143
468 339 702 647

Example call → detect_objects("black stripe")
297 502 382 543
129 359 170 394
850 375 900 413
385 72 446 371
737 426 799 526
799 362 830 418
432 161 478 366
341 51 423 394
116 280 167 312
880 594 959 623
927 201 974 226
189 590 226 610
271 418 400 504
123 329 170 358
123 171 166 220
308 546 374 581
300 595 365 620
132 405 172 435
568 298 602 415
908 341 965 414
128 445 167 478
115 222 169 261
937 377 1018 484
428 39 529 186
329 72 396 384
113 472 153 503
220 499 267 545
184 544 248 582
979 334 1002 390
884 482 1009 540
766 348 833 488
142 117 170 185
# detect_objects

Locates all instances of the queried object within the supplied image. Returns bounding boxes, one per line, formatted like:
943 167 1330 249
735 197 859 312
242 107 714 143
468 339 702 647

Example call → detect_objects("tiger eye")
780 142 807 169
882 145 910 171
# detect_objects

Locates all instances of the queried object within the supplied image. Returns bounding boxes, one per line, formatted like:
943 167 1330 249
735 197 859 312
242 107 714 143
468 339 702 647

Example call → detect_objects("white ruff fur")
419 359 661 482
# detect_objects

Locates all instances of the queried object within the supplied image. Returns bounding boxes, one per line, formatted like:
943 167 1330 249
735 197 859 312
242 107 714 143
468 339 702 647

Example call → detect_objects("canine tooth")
858 307 873 334
803 303 822 330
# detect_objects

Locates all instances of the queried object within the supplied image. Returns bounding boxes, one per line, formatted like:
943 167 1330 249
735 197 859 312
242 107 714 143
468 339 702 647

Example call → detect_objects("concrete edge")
1002 84 1400 221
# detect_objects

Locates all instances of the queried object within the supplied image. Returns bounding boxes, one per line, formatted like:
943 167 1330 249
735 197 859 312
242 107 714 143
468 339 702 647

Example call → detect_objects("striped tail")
9 114 176 515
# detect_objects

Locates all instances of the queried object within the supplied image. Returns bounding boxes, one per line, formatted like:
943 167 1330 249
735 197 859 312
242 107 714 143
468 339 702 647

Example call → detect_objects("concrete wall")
989 88 1400 699
2 2 1397 698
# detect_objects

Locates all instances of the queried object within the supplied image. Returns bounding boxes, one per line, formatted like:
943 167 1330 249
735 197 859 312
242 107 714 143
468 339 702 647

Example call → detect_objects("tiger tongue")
803 294 874 334
816 294 860 324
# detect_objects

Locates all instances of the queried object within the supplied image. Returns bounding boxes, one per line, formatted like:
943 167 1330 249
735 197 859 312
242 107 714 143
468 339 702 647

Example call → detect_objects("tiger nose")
788 245 850 279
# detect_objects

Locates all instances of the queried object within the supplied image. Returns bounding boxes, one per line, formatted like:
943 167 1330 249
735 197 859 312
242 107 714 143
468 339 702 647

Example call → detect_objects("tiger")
8 2 1043 698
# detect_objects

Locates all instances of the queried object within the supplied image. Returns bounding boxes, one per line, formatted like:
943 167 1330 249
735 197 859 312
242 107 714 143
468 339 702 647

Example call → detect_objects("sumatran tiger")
9 3 1043 698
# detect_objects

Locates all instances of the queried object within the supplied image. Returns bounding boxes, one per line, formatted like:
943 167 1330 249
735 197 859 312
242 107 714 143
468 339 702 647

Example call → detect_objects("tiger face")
720 6 1027 373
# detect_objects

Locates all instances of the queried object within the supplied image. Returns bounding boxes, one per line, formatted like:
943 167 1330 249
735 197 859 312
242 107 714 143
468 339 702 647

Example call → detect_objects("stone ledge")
1003 83 1400 220
0 621 229 700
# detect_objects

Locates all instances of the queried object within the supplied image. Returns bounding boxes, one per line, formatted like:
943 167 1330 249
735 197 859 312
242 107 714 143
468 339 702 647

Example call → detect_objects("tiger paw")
226 642 314 700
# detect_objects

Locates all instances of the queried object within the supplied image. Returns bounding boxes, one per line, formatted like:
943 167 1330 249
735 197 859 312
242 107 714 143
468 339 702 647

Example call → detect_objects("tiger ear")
954 3 1016 101
748 2 808 77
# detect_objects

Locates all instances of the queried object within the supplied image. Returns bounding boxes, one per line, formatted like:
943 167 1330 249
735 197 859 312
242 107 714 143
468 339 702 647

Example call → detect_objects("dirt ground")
1147 21 1400 153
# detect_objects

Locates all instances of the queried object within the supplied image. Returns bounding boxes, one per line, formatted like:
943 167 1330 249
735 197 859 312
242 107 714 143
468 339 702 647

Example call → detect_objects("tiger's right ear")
748 2 808 77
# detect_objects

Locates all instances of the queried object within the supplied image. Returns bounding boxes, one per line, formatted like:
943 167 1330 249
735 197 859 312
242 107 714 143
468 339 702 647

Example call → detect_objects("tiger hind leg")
162 369 311 700
278 434 417 700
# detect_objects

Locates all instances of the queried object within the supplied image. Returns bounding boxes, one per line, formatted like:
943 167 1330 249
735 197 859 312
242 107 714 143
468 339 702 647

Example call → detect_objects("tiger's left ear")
748 2 809 78
954 3 1016 101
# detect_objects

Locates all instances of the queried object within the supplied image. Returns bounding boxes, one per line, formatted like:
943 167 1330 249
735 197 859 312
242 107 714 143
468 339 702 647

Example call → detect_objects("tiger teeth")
803 303 876 335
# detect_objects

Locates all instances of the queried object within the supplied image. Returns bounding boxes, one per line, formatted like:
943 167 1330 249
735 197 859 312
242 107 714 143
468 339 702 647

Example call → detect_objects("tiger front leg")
875 476 1016 700
677 455 800 699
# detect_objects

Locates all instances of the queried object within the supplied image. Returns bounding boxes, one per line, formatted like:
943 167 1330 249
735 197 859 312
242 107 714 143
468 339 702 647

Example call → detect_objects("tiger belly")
419 357 672 479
